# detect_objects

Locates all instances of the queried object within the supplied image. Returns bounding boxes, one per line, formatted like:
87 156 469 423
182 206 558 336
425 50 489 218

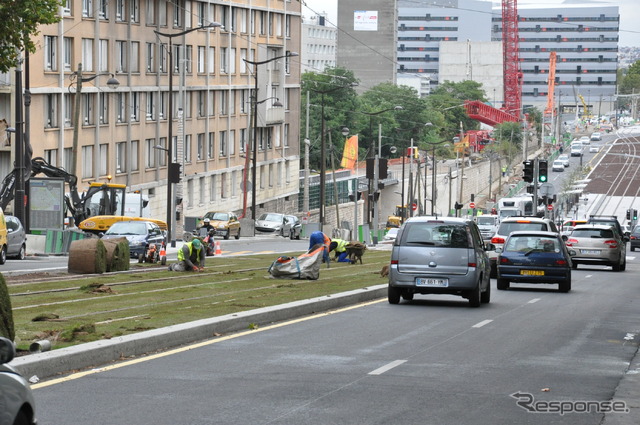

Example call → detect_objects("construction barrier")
44 229 90 254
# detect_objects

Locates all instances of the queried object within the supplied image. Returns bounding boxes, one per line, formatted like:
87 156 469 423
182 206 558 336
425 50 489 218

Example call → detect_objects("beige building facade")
0 0 302 231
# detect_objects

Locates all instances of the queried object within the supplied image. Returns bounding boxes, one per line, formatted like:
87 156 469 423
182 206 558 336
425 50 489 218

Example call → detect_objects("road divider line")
528 298 541 304
368 360 407 375
472 319 493 328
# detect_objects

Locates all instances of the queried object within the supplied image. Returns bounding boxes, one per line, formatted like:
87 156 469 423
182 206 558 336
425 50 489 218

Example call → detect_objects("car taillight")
566 238 578 246
604 240 618 249
555 259 568 266
391 259 399 265
499 257 511 265
468 262 477 268
491 236 505 244
631 236 638 240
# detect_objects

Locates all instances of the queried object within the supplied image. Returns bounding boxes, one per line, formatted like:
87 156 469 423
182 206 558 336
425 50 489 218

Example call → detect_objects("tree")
0 274 14 341
301 67 360 171
0 0 63 73
426 80 488 142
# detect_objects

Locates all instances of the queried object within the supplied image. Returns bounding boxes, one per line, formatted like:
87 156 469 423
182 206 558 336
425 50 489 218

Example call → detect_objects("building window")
197 46 205 73
44 149 57 167
146 0 155 24
158 137 167 166
173 0 183 27
199 176 205 205
98 39 108 72
197 2 206 26
83 93 95 125
208 90 215 116
116 0 126 22
44 36 57 71
276 14 282 37
229 129 235 156
99 0 108 19
221 172 227 199
82 39 94 71
99 92 109 124
99 144 108 176
220 47 228 73
240 128 247 153
210 175 217 202
229 48 236 74
82 146 93 179
130 92 140 122
184 45 192 73
64 95 73 128
229 90 236 115
197 133 204 160
284 123 289 147
208 47 215 73
116 41 128 72
240 8 247 33
116 142 127 173
285 14 291 37
45 94 58 128
63 37 73 71
184 134 192 163
131 140 139 171
219 130 227 156
131 41 139 72
208 132 215 159
146 42 156 72
146 92 156 120
83 0 94 18
219 90 227 115
146 138 156 168
198 91 206 117
285 50 292 74
130 0 139 23
240 48 247 73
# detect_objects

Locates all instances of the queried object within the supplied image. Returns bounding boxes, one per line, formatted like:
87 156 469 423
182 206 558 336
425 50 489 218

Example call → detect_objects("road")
32 256 639 424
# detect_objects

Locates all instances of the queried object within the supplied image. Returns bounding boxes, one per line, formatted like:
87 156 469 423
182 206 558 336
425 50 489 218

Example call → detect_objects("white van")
570 142 583 157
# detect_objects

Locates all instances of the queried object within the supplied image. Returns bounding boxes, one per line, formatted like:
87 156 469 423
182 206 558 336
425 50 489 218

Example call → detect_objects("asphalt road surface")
33 256 640 425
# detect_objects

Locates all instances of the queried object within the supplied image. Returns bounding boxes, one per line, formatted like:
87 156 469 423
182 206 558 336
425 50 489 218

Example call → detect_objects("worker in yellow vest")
169 238 206 271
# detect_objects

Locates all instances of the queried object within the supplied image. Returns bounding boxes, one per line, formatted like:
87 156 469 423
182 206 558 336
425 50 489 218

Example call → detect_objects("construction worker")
309 231 331 266
169 238 206 272
329 238 351 262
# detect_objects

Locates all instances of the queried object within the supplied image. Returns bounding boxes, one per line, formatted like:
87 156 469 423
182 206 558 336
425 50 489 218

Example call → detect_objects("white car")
383 227 399 242
570 145 583 157
590 132 602 141
552 160 565 172
558 154 570 167
579 136 591 145
589 145 600 153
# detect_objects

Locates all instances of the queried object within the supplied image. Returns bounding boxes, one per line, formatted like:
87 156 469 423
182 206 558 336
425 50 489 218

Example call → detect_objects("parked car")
255 213 290 236
383 227 399 242
489 216 559 277
579 135 591 145
285 215 302 240
5 215 27 260
496 231 573 292
558 154 570 167
630 225 640 252
552 159 565 172
590 132 602 141
102 220 166 260
201 211 241 240
388 217 492 307
566 224 626 271
0 337 37 425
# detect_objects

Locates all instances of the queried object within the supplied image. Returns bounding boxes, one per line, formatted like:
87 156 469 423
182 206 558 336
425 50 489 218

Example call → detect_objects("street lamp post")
154 23 220 247
430 141 450 215
244 52 298 224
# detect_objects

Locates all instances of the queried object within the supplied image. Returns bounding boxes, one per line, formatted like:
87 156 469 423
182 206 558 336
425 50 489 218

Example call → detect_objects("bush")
0 274 15 340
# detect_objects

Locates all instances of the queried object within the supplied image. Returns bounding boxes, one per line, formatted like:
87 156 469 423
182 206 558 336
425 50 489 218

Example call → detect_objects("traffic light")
634 209 638 220
627 209 632 220
523 160 534 183
168 162 182 183
538 160 548 183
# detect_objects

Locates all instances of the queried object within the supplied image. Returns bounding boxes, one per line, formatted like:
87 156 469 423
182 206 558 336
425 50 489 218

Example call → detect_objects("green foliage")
0 274 15 340
426 80 488 141
0 0 64 73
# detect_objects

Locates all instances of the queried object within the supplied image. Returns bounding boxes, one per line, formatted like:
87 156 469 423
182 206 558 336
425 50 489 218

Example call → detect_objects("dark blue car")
102 220 166 259
497 231 574 293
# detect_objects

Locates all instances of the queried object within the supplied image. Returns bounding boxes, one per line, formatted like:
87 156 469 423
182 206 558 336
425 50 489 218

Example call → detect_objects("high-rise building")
0 0 302 230
301 14 337 74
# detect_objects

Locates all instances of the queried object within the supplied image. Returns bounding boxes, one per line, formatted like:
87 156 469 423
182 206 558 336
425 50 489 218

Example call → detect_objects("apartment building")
301 14 337 74
0 0 302 230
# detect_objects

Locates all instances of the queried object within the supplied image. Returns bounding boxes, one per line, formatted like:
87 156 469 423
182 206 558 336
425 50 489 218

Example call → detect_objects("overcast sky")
301 0 640 47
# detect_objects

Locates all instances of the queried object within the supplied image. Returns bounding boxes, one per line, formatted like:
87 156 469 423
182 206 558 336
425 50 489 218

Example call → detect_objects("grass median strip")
7 250 391 351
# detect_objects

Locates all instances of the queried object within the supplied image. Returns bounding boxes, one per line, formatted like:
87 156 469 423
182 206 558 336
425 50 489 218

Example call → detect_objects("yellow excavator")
386 205 408 229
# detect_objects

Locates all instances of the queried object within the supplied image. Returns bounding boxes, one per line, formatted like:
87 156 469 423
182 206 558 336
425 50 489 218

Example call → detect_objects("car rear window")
403 223 471 248
505 235 560 253
498 222 548 234
572 229 614 238
477 217 496 225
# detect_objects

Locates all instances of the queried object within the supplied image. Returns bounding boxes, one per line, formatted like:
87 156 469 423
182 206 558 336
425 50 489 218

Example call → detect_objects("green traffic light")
539 175 547 182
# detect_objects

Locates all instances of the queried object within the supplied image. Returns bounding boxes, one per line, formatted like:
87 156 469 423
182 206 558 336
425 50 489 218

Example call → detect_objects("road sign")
470 202 476 209
547 204 553 211
411 203 418 211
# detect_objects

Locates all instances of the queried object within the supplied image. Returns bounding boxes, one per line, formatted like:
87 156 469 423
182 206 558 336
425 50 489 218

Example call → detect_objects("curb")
11 284 388 380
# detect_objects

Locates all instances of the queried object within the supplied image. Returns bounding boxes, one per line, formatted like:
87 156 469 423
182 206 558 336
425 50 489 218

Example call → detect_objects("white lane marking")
528 298 541 304
585 274 593 279
368 360 407 375
472 319 493 328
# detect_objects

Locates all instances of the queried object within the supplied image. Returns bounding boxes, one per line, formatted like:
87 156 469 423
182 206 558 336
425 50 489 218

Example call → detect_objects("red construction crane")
463 0 521 126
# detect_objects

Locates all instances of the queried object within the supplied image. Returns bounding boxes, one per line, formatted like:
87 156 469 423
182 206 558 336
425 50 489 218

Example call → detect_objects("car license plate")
581 250 600 255
520 270 544 276
416 278 448 287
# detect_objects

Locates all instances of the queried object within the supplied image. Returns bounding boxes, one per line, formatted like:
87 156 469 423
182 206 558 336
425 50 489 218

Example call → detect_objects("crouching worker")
309 230 331 267
329 238 351 263
168 238 205 271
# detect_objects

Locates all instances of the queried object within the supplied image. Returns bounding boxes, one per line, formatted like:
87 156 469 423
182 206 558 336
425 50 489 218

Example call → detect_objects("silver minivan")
388 217 492 307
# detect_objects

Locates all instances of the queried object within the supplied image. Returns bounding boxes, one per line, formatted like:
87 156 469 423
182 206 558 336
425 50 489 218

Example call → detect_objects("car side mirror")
0 337 16 364
561 235 568 241
485 243 495 251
